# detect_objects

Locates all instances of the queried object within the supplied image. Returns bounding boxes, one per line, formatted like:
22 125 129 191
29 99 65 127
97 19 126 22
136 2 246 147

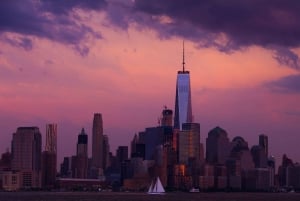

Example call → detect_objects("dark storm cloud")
0 0 106 55
133 0 300 48
105 0 133 30
41 0 107 15
128 0 300 68
267 74 300 93
2 0 300 65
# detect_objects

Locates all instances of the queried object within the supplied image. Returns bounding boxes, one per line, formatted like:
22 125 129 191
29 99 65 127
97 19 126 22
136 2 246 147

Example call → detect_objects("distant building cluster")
0 50 300 192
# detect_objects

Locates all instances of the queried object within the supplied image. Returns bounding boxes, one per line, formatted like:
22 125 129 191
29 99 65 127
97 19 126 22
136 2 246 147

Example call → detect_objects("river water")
0 192 299 201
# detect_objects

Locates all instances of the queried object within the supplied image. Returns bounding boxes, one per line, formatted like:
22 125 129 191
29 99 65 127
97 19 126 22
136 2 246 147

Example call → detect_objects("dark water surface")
0 192 299 201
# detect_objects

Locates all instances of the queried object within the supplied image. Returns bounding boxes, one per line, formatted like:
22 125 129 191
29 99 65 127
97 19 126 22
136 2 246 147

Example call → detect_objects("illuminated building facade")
174 43 193 130
177 123 200 165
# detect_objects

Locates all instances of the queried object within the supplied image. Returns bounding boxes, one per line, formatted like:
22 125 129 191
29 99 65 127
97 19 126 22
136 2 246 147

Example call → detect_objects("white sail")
148 180 154 193
147 177 165 194
155 177 165 193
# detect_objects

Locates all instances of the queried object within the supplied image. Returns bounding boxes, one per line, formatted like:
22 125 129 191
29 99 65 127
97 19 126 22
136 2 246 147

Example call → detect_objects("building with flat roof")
11 127 42 189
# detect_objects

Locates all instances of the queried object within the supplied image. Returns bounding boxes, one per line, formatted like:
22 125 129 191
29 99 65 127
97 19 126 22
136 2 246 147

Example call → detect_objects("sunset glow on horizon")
1 0 300 165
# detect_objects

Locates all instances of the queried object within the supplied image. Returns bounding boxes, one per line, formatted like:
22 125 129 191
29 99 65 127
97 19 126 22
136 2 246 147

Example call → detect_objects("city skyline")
1 1 300 166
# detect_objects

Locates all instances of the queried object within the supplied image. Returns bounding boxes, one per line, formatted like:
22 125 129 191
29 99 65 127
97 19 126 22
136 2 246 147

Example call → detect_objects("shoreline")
0 191 300 201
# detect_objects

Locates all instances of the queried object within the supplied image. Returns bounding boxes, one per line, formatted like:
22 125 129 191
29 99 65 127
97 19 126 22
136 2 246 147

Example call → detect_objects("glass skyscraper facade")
174 42 193 130
178 123 200 165
174 70 193 130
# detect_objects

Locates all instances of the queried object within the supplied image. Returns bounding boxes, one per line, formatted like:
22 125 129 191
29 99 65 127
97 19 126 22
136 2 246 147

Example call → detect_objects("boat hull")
147 192 165 195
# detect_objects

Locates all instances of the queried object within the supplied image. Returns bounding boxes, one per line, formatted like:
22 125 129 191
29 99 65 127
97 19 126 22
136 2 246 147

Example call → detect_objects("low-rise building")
1 171 21 191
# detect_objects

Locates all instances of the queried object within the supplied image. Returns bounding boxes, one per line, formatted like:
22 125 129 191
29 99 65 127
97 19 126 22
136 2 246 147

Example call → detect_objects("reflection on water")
0 192 299 201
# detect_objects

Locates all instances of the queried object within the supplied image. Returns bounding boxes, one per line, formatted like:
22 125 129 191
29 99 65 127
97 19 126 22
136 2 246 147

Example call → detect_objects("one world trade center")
174 42 193 130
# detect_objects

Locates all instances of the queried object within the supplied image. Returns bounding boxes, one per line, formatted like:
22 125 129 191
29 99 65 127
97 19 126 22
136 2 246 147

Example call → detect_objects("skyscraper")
42 124 57 188
77 128 88 157
178 123 201 165
206 126 231 165
259 134 268 157
174 42 193 130
45 124 57 153
92 113 103 169
251 145 267 168
11 127 42 188
75 128 88 178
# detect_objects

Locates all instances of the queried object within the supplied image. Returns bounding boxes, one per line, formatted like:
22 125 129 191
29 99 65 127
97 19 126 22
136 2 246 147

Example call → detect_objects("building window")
12 175 17 184
4 175 8 185
23 172 32 187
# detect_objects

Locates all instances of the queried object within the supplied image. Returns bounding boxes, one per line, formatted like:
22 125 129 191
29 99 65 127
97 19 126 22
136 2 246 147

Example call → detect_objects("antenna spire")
182 41 185 72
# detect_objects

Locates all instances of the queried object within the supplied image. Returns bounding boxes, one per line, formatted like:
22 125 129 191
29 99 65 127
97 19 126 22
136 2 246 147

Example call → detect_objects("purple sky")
1 0 300 166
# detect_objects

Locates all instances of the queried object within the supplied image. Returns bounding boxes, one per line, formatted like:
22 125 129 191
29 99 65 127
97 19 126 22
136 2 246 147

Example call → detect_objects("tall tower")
75 128 88 178
174 42 193 130
11 127 42 188
45 124 57 153
259 134 268 157
42 124 57 188
92 113 104 170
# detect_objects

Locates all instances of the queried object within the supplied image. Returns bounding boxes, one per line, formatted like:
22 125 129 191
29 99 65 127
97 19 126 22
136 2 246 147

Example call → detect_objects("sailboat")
147 177 165 194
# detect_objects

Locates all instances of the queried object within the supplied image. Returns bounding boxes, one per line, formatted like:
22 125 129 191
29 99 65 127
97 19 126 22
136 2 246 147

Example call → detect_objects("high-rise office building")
42 151 56 188
206 126 231 165
92 113 104 169
130 134 146 159
251 145 267 168
174 43 193 129
259 134 268 157
178 123 201 165
74 128 88 178
230 136 254 171
139 126 171 160
42 124 57 188
11 127 42 188
278 154 294 186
